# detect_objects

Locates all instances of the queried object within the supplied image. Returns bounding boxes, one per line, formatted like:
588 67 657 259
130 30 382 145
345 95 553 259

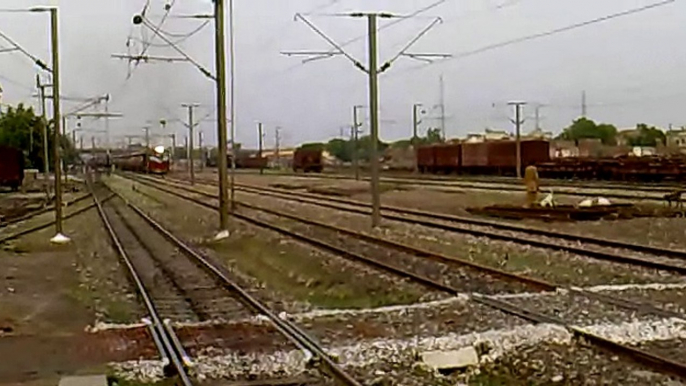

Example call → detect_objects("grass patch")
209 234 424 309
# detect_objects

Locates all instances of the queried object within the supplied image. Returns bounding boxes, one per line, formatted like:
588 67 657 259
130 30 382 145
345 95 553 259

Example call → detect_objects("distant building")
666 127 686 154
464 128 511 143
615 128 639 146
525 128 553 140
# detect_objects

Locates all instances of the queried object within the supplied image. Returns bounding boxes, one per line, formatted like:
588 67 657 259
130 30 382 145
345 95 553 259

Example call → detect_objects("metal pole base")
50 233 71 244
213 229 230 241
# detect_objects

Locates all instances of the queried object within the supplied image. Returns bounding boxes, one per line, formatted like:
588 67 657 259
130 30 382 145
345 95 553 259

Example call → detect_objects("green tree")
627 124 665 147
557 118 618 145
0 104 46 169
325 139 351 162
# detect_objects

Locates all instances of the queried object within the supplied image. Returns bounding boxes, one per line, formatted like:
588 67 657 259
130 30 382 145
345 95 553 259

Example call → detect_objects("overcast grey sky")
1 0 685 149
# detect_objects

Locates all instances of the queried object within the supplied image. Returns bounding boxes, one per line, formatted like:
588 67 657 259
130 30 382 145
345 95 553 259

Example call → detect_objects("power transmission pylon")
283 11 449 228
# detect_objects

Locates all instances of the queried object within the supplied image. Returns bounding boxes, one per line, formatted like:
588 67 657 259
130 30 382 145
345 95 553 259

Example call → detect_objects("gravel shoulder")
108 175 430 311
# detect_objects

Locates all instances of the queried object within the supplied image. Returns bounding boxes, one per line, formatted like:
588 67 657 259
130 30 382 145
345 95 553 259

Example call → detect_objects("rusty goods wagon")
0 146 25 191
293 148 323 173
234 155 268 169
433 144 462 174
462 140 550 175
416 146 436 173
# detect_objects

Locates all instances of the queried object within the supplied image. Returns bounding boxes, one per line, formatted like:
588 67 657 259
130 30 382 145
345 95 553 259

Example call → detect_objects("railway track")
0 192 93 229
119 172 686 381
158 175 686 275
89 176 363 386
217 169 682 202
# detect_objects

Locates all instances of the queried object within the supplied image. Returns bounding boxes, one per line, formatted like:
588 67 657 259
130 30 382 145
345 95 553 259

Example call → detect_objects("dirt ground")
0 193 141 384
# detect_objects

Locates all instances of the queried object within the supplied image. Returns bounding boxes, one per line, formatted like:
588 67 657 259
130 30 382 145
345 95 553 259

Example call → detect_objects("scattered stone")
551 374 564 382
421 347 479 371
58 375 108 386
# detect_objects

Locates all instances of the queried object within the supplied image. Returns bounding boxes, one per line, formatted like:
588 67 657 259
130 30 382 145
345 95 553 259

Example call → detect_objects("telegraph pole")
508 101 527 179
214 0 230 234
582 90 587 118
50 7 68 243
258 122 264 175
170 134 176 164
182 103 199 185
104 94 110 148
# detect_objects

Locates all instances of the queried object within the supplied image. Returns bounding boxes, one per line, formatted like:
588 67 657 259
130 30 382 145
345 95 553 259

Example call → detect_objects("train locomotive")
111 146 171 174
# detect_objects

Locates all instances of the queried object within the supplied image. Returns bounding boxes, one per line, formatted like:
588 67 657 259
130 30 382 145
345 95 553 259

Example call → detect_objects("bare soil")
0 200 141 384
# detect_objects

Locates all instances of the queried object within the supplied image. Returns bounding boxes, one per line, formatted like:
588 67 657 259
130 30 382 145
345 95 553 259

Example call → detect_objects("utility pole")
258 122 264 175
49 8 68 243
439 74 446 140
104 94 110 148
284 11 447 228
275 126 281 169
91 136 96 150
367 14 382 227
352 105 363 181
182 103 199 185
508 101 527 179
169 134 176 165
582 90 587 118
413 103 425 173
215 0 230 235
143 126 150 149
199 130 204 172
79 136 83 151
36 75 50 178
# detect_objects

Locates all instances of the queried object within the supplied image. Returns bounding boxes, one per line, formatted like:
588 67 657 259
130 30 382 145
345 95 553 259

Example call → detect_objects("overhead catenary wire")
399 0 677 73
0 29 50 71
140 17 215 80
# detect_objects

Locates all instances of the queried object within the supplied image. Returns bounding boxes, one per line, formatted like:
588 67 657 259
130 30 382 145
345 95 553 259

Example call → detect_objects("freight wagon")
293 148 323 173
537 155 686 182
417 140 550 176
462 140 550 176
0 146 25 191
205 151 268 170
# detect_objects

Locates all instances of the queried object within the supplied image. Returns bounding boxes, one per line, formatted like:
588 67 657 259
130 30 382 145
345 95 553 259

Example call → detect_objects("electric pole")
352 105 364 181
258 122 264 175
508 101 527 179
582 90 587 118
143 126 150 149
284 11 448 228
199 130 204 172
36 75 50 179
215 0 230 234
275 126 281 169
439 74 446 140
169 134 177 167
49 7 68 243
413 103 425 173
182 103 199 185
366 13 383 227
104 94 110 148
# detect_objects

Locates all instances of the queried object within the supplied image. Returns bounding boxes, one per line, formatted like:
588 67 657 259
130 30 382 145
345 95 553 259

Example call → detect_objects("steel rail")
122 173 686 380
0 192 93 228
128 175 686 320
87 179 193 386
170 175 686 260
200 169 678 200
113 187 364 386
150 175 686 275
0 197 111 244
